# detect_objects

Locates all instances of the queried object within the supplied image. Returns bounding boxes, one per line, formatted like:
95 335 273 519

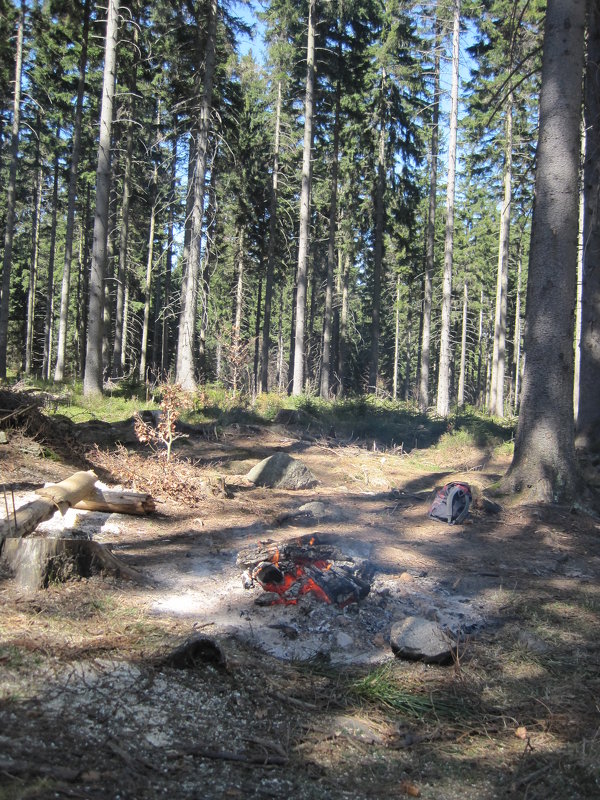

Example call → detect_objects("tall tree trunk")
277 286 285 392
393 274 401 400
261 80 282 393
176 0 218 390
338 251 350 395
490 98 513 417
504 0 585 502
457 281 468 406
111 26 137 379
369 76 387 394
418 12 441 411
198 170 217 380
54 0 90 382
83 0 119 396
321 66 341 399
43 150 60 381
513 246 523 413
0 0 25 379
139 177 157 383
292 0 316 395
253 276 262 395
232 226 245 394
436 0 460 416
25 159 43 376
577 0 600 451
476 289 484 407
161 130 177 376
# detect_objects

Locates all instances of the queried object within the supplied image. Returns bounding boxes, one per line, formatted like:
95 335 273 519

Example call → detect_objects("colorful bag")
428 482 472 524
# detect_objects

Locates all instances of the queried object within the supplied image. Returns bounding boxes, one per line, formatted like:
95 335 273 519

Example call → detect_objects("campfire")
237 533 372 607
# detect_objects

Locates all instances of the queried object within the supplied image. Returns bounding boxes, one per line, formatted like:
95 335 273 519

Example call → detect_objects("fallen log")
73 487 155 515
0 471 98 541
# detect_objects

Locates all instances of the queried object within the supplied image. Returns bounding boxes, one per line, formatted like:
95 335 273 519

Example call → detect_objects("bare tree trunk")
25 161 43 376
83 0 119 396
513 247 523 413
504 0 585 501
139 176 157 383
176 0 219 390
292 0 316 395
393 274 400 400
43 151 60 381
277 287 285 392
457 281 468 406
232 226 245 394
418 12 441 411
436 0 460 416
576 0 600 450
321 66 341 399
0 0 25 379
338 251 350 395
261 80 282 393
253 276 262 394
369 80 387 394
490 98 513 417
111 27 137 379
54 0 90 382
161 128 177 376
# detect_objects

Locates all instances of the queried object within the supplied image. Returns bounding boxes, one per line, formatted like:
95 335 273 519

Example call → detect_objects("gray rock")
336 631 354 648
246 452 318 490
390 616 454 664
298 500 346 522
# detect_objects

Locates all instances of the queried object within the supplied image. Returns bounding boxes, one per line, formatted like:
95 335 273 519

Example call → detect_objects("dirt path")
1 423 599 799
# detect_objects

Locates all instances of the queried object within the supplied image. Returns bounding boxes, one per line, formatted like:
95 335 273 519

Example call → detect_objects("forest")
0 0 598 499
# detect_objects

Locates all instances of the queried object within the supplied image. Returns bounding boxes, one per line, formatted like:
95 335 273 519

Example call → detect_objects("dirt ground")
1 412 600 800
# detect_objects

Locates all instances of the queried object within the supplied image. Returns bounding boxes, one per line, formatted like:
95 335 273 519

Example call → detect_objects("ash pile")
231 533 486 666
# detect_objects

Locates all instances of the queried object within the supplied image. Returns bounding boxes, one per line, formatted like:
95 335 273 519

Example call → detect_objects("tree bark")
576 0 600 451
0 0 25 379
369 77 387 394
321 66 341 400
292 0 316 396
457 281 468 406
25 159 43 376
436 0 460 416
54 0 90 383
418 11 441 412
490 98 513 417
503 0 585 502
139 179 157 384
176 0 219 391
43 149 60 381
261 80 282 393
393 274 401 399
83 0 119 396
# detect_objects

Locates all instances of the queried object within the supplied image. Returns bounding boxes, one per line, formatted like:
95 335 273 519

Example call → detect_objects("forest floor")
1 399 600 800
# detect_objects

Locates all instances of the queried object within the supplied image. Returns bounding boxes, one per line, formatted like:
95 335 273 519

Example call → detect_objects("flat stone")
390 616 454 664
336 631 354 648
246 452 318 490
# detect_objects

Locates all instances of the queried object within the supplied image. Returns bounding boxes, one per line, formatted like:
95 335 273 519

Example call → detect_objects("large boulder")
246 452 318 490
390 616 454 664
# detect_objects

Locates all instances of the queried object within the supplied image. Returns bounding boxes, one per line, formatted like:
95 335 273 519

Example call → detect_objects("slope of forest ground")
1 389 599 800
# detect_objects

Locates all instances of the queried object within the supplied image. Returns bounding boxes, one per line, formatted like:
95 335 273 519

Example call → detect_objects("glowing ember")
238 533 372 607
